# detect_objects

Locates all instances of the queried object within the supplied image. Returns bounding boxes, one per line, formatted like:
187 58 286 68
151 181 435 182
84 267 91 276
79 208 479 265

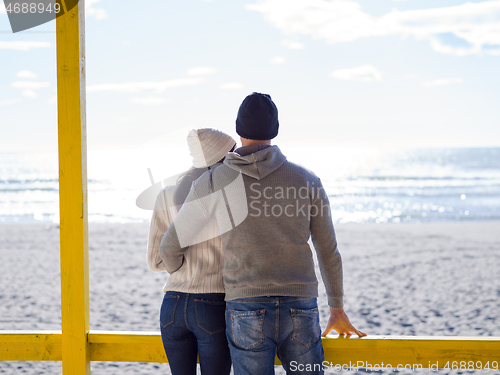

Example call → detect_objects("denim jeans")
160 291 231 375
226 296 324 375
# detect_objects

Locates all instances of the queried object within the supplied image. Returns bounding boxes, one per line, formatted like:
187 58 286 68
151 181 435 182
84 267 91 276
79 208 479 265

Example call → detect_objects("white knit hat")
187 128 236 168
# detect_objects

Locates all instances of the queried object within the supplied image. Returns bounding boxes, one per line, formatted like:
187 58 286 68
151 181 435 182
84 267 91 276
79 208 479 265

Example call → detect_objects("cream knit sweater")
147 184 225 294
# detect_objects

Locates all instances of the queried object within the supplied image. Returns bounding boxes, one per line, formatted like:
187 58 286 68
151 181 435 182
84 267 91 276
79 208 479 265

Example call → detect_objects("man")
160 92 366 375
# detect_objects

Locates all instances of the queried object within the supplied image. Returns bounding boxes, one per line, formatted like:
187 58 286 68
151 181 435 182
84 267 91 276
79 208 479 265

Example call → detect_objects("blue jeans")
160 291 231 375
226 296 324 375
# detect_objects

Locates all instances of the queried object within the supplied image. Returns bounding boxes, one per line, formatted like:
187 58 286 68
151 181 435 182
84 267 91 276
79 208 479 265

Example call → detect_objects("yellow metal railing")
1 331 500 369
0 1 499 373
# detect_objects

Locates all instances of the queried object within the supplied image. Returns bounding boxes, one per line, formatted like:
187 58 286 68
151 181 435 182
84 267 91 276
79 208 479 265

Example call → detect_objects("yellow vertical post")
56 0 89 374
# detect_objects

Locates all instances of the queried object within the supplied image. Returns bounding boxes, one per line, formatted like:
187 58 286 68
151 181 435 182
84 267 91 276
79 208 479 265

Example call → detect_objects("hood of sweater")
223 144 287 180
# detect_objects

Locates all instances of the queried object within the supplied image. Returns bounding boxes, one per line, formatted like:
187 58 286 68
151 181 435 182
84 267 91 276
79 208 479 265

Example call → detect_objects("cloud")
269 56 286 64
22 90 38 98
87 78 206 93
131 97 166 105
282 39 305 49
187 66 216 76
421 77 463 87
11 81 50 89
0 41 52 51
11 81 50 98
17 70 37 79
220 82 244 89
330 65 382 82
246 0 500 56
0 99 21 107
86 0 107 20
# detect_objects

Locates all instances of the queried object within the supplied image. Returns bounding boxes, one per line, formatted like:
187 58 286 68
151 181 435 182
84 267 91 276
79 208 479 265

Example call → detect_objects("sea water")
1 146 499 224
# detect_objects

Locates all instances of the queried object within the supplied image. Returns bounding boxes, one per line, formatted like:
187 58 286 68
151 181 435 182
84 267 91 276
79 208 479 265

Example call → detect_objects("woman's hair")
173 145 235 208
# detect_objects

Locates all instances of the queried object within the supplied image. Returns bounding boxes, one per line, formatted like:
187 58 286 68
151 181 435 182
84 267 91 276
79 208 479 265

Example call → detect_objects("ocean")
1 146 499 224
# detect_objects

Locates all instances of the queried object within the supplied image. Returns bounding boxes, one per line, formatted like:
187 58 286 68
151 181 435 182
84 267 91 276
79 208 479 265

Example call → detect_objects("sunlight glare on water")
1 146 499 223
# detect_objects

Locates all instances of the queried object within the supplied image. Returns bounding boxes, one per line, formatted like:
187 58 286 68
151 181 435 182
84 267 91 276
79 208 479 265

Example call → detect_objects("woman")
147 128 236 375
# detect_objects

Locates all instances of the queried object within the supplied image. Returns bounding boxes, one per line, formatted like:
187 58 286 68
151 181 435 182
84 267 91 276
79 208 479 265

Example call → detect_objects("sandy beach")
1 221 499 374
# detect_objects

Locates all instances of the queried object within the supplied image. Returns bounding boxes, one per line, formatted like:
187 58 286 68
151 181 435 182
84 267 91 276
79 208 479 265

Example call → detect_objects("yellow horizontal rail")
88 331 166 363
0 331 62 361
323 335 500 369
1 331 499 368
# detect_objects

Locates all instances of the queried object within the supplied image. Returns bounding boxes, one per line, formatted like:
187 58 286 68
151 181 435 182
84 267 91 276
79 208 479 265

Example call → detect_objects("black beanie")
236 92 279 140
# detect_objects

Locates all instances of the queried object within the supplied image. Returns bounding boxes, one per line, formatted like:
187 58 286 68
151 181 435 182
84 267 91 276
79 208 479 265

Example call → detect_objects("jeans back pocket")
291 307 321 348
230 309 265 350
160 294 180 328
194 299 226 335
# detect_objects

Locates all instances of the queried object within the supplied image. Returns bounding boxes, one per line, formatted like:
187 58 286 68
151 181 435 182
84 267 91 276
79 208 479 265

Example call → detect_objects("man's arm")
159 173 219 273
309 179 344 308
310 178 367 337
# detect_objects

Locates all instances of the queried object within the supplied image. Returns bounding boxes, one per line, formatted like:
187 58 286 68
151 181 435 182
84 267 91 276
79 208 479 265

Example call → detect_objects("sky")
1 0 500 151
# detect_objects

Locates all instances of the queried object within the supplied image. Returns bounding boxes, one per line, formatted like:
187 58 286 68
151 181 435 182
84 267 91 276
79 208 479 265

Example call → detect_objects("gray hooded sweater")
159 145 343 308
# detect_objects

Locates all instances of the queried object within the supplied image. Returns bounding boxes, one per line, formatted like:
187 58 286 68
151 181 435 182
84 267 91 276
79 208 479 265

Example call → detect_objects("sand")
0 221 499 374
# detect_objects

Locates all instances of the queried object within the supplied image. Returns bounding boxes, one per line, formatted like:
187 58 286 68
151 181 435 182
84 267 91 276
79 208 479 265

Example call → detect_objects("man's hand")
321 307 367 337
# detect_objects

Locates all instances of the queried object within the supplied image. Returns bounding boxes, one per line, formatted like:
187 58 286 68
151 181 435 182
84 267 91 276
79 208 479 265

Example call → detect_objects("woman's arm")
147 187 176 272
159 173 215 273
